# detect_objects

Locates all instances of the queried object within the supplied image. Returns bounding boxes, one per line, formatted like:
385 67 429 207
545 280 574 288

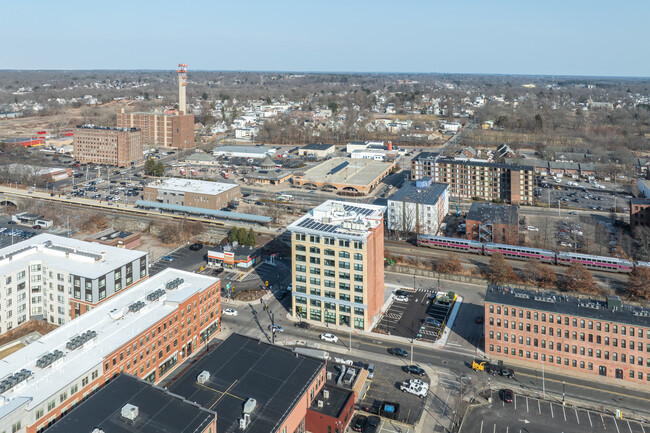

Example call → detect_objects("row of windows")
489 345 650 381
294 234 364 250
489 332 650 366
295 306 365 329
489 304 649 338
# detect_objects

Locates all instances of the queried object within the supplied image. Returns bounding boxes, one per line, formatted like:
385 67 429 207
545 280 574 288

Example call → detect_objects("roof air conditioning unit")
197 370 210 384
121 403 139 421
326 371 332 380
317 400 324 408
323 390 330 399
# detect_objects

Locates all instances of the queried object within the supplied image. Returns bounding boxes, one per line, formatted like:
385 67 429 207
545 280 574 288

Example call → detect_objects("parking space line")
479 420 483 433
514 395 517 410
526 397 529 413
588 411 593 428
550 402 554 418
615 418 621 433
641 423 646 433
538 399 541 414
493 423 496 433
575 408 579 424
627 420 633 433
601 413 606 430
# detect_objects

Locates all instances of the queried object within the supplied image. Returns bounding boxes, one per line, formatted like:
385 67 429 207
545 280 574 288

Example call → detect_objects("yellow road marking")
196 380 243 409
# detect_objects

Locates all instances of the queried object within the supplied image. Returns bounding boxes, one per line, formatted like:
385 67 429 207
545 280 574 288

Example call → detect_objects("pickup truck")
399 380 428 398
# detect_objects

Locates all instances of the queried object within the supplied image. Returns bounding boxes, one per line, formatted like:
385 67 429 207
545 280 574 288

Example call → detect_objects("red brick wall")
485 301 650 384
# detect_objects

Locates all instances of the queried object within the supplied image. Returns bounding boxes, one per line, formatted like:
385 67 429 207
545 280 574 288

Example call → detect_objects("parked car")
160 256 174 262
189 243 203 251
394 295 409 302
223 308 238 316
389 347 408 357
320 333 338 343
294 322 310 329
403 365 426 376
424 317 442 326
268 325 284 333
366 415 380 433
32 225 41 230
351 415 367 432
502 388 514 403
500 368 515 379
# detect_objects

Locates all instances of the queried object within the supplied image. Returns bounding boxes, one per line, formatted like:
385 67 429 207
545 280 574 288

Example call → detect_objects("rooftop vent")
323 390 330 399
109 308 124 321
239 398 257 429
165 278 184 290
197 370 210 384
0 369 33 393
128 301 146 313
121 403 139 422
66 330 98 351
146 288 166 302
317 400 324 408
36 350 64 369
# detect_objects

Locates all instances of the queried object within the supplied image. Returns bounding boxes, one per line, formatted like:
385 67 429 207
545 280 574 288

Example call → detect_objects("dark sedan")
402 365 426 376
389 347 408 357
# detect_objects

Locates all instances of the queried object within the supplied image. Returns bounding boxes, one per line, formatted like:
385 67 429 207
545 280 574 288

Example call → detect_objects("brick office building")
0 269 220 433
410 153 535 205
630 198 650 229
484 285 650 385
117 109 194 149
466 202 520 245
288 201 386 330
143 178 240 211
73 125 142 167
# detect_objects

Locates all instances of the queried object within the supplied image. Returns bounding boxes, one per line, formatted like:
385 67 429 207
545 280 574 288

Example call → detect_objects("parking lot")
149 244 208 275
359 359 430 426
460 392 650 433
537 184 630 212
375 289 451 342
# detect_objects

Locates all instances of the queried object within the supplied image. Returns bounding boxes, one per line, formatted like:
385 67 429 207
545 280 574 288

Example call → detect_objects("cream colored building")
288 201 386 331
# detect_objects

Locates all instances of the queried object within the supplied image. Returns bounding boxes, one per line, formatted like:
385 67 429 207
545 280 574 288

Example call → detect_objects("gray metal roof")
389 181 448 205
466 202 519 225
134 200 271 223
485 285 650 327
302 143 335 151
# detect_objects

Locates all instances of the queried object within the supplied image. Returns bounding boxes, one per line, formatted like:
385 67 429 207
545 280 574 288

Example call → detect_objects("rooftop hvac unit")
121 404 139 421
317 400 324 408
197 370 210 384
92 429 105 433
243 398 257 414
323 390 330 399
326 371 332 380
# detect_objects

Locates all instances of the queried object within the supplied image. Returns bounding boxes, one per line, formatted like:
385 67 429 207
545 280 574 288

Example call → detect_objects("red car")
503 389 514 403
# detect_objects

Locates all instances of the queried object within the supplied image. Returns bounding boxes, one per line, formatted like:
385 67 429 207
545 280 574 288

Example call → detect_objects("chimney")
387 141 393 151
177 63 187 115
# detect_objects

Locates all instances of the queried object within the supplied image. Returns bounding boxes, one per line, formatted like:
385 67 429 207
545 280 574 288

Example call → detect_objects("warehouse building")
0 234 148 332
298 143 336 158
466 202 519 245
387 178 449 236
484 285 650 385
0 269 220 433
288 200 386 330
292 157 395 194
212 145 275 159
45 374 217 433
143 178 240 211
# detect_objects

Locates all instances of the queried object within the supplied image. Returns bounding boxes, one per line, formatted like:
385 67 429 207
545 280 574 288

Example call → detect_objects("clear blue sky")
4 0 649 77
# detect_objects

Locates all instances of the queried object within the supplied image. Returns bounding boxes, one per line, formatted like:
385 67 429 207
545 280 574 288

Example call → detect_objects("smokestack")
387 141 393 151
177 63 187 115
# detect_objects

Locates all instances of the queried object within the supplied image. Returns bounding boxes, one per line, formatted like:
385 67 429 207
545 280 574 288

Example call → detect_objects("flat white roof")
288 200 385 241
148 178 238 196
0 268 219 409
0 234 146 279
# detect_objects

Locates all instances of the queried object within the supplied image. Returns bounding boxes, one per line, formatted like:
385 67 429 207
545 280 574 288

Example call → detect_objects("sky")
3 0 649 77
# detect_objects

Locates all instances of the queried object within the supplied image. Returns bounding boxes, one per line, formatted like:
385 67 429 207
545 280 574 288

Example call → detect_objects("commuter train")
416 235 648 273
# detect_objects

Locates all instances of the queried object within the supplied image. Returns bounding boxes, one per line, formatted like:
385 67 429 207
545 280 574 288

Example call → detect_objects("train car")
416 235 483 254
635 261 650 270
484 243 555 263
557 252 633 273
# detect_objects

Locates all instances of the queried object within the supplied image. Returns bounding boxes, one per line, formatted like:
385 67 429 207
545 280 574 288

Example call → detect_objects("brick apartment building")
411 153 535 205
630 198 650 229
117 109 194 149
484 285 650 385
288 201 386 330
73 125 142 167
0 269 220 433
143 178 241 211
466 202 520 245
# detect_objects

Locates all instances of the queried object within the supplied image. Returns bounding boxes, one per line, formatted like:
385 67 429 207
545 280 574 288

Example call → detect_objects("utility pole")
410 338 414 365
542 356 546 398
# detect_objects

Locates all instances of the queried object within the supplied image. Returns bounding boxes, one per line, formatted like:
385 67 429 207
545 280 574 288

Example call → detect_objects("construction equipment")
449 192 461 216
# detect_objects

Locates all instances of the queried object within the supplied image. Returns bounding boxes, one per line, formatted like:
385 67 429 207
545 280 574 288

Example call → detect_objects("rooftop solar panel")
328 161 349 175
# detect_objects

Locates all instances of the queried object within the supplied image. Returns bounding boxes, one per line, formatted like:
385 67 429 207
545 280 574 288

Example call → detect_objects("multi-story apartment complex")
0 268 220 433
387 178 449 236
411 153 535 205
117 109 194 149
143 178 240 210
73 125 142 167
485 285 650 385
0 234 148 332
288 201 385 330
